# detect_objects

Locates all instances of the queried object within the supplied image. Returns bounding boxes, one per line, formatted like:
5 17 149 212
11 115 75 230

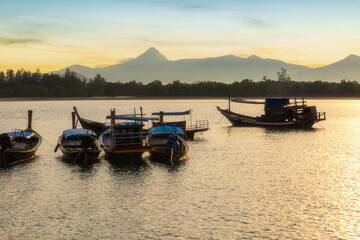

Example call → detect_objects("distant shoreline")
1 96 360 101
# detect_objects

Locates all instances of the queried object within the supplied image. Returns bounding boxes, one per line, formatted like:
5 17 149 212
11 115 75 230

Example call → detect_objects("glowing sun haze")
1 0 359 72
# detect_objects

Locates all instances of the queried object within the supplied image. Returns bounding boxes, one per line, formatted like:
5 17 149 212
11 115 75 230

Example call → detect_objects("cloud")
152 0 214 11
241 17 271 29
0 37 44 45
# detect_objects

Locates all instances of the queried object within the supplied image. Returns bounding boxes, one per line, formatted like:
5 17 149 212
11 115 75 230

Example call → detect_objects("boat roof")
231 99 265 104
151 110 191 116
105 115 152 121
7 130 34 138
149 126 185 135
63 129 97 139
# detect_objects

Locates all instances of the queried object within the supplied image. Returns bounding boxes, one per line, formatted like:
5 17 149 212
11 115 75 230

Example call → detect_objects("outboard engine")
166 135 180 152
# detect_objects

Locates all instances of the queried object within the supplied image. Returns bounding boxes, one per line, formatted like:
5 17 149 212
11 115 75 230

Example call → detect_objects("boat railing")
113 131 147 146
317 112 326 121
187 120 209 131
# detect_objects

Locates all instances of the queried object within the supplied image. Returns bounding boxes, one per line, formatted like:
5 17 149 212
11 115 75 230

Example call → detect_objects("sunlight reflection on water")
0 99 360 239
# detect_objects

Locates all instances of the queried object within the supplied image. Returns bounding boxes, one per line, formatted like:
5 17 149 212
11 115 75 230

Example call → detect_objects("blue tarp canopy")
63 129 97 139
149 126 184 135
152 110 190 116
265 98 289 108
7 130 34 138
105 115 152 121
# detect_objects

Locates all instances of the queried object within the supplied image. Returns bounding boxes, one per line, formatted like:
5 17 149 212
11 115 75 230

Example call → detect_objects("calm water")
0 99 360 239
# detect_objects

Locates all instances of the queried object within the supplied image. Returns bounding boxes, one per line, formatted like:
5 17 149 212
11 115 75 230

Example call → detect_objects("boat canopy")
105 115 152 121
7 130 34 138
231 99 265 104
152 110 191 116
265 98 290 108
63 129 97 139
149 126 185 135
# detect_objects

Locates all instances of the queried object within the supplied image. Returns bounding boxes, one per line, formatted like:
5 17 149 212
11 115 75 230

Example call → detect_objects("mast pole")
228 94 231 113
72 112 76 129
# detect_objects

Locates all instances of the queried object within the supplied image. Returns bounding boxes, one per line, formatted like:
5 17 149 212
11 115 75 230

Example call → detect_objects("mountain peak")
247 55 262 60
144 47 161 54
344 54 360 60
125 47 168 65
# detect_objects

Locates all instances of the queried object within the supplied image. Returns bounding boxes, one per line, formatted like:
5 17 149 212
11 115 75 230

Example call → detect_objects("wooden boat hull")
73 107 105 136
0 129 42 168
57 135 101 164
218 108 316 128
145 131 188 165
0 149 38 167
100 125 151 163
59 149 101 164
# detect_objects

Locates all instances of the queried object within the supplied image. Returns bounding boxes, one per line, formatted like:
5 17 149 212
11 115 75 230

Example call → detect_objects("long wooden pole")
160 111 164 123
228 94 231 113
72 112 76 129
140 107 143 124
28 110 33 129
111 109 116 126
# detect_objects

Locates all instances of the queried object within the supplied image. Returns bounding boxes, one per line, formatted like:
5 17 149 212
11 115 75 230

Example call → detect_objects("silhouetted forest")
1 68 360 98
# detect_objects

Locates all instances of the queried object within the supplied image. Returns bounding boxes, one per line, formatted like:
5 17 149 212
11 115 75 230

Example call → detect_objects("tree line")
0 68 359 98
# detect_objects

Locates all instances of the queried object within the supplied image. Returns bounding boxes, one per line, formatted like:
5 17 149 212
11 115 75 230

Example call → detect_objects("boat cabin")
257 98 325 123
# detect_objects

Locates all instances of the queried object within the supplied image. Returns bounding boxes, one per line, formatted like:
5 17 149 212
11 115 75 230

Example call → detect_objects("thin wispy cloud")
0 37 43 45
241 17 271 29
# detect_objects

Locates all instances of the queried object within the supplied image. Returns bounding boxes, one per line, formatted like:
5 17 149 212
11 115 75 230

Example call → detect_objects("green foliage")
1 68 360 98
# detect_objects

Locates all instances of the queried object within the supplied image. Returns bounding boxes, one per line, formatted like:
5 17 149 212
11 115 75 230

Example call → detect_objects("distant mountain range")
51 47 360 83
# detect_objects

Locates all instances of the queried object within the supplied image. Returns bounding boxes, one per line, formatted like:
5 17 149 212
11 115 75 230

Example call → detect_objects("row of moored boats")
0 97 326 168
0 107 210 167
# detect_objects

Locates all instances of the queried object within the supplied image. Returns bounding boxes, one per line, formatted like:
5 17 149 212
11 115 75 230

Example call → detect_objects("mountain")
51 48 360 83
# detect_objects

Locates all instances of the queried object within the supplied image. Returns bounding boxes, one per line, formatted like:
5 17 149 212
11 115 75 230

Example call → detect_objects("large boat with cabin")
217 97 326 128
99 108 152 161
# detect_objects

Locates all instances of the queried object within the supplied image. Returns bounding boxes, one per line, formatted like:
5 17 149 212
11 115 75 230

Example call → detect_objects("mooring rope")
42 136 57 149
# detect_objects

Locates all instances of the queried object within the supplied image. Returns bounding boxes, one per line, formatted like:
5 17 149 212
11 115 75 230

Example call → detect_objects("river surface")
0 99 359 239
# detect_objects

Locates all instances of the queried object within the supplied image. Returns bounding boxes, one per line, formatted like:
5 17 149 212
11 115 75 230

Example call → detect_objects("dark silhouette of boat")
217 97 326 128
0 110 42 167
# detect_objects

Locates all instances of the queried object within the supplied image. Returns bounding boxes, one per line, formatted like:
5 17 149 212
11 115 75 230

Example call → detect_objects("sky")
1 0 360 72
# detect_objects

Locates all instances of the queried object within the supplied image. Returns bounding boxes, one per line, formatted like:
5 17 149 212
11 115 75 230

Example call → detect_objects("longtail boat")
146 126 188 165
55 112 101 164
99 108 152 161
217 96 326 128
0 110 42 167
151 110 209 140
73 106 105 136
